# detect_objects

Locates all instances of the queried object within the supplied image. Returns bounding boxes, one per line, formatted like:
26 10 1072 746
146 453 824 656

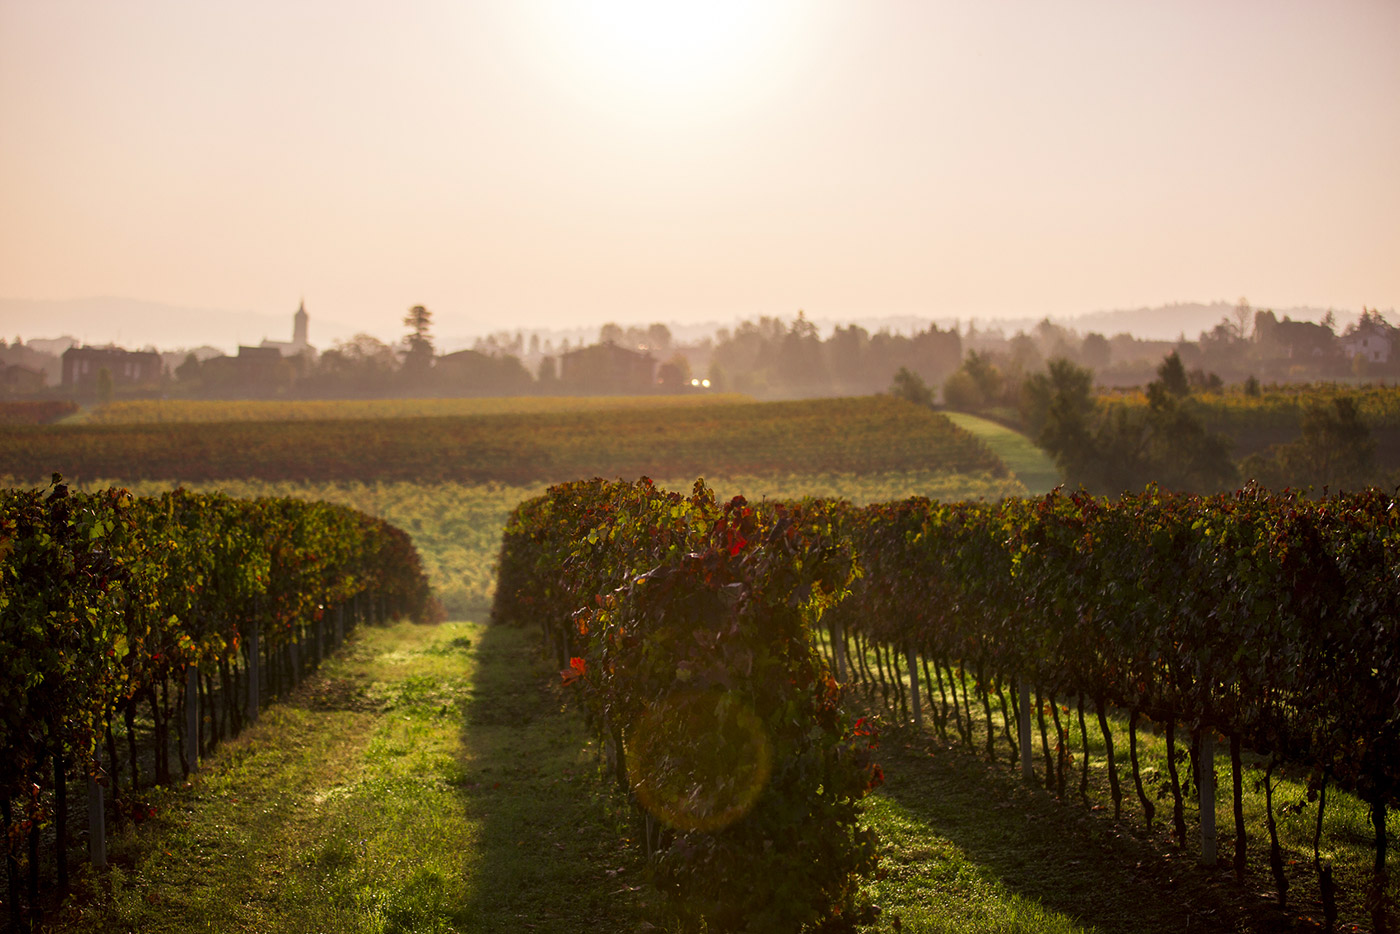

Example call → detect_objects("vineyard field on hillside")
1102 383 1400 460
68 393 754 424
3 396 1008 485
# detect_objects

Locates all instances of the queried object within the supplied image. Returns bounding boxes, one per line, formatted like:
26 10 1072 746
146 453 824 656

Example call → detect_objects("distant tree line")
166 310 964 401
945 348 1387 496
5 301 1394 410
948 304 1400 401
938 304 1399 495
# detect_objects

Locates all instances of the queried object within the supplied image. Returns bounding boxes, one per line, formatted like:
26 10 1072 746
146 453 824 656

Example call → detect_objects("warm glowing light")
627 689 772 832
523 1 804 115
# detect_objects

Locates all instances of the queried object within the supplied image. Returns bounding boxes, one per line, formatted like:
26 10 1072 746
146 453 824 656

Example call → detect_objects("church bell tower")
293 299 309 349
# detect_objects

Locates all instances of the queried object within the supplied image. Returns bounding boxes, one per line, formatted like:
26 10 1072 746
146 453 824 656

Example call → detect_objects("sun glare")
523 0 804 115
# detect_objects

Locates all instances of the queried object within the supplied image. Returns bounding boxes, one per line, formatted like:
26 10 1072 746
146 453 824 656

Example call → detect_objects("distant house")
61 346 163 390
1340 314 1394 365
259 299 316 359
560 341 657 394
435 349 533 395
1 363 45 395
1253 311 1337 362
199 345 293 396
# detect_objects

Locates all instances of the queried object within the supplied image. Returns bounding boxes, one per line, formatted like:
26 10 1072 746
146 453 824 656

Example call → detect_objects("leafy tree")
175 353 201 384
942 351 1004 410
826 324 870 392
1242 397 1377 491
889 367 934 408
402 305 434 381
1079 332 1111 370
1156 351 1190 398
1188 367 1223 392
1232 296 1252 338
1020 358 1094 441
963 350 1004 402
941 370 982 410
705 362 727 392
96 367 114 405
307 334 400 395
775 312 827 391
1137 388 1236 491
645 323 673 355
657 354 692 390
1031 356 1235 494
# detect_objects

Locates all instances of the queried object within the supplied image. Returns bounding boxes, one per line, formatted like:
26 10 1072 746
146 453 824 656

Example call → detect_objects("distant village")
1 299 1397 404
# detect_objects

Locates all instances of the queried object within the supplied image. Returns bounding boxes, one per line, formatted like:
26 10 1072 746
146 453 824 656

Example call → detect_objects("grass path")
859 724 1278 933
943 412 1061 495
46 620 650 934
42 616 1349 933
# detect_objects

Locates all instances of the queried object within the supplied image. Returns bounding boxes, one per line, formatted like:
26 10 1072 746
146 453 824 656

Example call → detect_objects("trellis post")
1200 731 1217 867
1018 681 1034 781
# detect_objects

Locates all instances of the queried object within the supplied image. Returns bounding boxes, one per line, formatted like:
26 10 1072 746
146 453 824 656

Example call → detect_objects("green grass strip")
47 621 649 933
942 412 1061 495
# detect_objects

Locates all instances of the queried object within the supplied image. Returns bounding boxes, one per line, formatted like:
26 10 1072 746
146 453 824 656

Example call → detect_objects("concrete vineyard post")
185 665 199 774
830 621 847 683
906 644 922 729
87 749 106 869
248 623 260 724
1200 731 1217 867
1018 681 1033 781
290 628 300 683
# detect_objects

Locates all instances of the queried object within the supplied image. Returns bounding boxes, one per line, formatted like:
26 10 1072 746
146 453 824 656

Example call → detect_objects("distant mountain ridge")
946 302 1379 343
1 295 1389 354
0 296 359 353
1061 302 1370 342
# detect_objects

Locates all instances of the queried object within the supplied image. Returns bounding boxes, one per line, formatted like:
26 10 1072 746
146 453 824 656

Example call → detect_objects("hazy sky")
2 0 1397 339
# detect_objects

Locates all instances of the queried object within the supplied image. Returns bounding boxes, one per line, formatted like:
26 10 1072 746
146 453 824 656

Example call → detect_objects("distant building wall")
559 341 656 393
1341 323 1392 364
2 364 46 395
61 346 163 389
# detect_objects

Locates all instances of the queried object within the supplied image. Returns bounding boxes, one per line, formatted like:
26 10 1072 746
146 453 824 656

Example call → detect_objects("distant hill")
0 296 358 353
1061 302 1366 341
3 295 1390 355
943 303 1384 343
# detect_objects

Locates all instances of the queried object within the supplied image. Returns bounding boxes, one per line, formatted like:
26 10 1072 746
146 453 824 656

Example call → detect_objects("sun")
523 0 804 114
572 1 760 81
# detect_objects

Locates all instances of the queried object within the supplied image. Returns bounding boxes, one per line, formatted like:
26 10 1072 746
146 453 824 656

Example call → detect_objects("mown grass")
859 725 1253 933
942 411 1061 495
40 613 1397 933
835 643 1400 933
44 620 651 934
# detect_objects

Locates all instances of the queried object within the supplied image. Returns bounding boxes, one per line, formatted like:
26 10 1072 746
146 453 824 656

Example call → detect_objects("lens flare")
626 689 772 832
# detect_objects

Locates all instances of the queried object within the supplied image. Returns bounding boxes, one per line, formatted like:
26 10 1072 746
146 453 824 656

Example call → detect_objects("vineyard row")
0 479 434 929
493 479 1400 931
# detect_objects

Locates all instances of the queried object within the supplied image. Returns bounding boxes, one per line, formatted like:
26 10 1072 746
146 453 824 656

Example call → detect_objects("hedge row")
492 478 882 934
0 477 433 927
824 486 1398 928
497 479 1400 930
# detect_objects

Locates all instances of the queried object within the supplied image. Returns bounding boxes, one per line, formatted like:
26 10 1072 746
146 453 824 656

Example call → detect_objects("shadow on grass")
453 622 651 933
872 721 1299 934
